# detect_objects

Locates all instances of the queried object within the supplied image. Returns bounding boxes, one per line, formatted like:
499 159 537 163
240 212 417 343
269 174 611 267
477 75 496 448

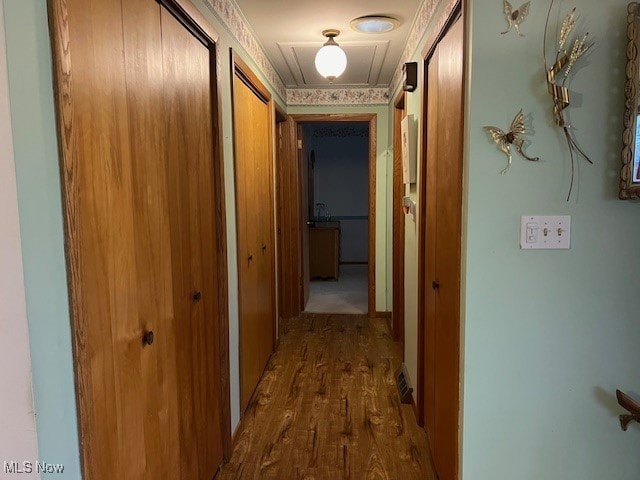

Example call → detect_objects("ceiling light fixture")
314 29 347 83
350 15 400 34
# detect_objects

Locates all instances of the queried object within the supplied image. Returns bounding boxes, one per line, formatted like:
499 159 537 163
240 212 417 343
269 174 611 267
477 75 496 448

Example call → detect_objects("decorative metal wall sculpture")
502 1 532 36
484 109 539 174
544 1 594 200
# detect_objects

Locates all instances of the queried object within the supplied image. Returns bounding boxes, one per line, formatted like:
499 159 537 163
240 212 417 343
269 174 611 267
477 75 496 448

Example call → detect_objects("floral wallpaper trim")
287 88 390 106
203 0 395 106
389 0 457 96
308 126 370 138
203 0 287 100
203 0 457 106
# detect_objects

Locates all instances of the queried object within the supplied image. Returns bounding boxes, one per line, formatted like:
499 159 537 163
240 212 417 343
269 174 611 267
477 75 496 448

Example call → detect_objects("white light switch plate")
520 215 571 250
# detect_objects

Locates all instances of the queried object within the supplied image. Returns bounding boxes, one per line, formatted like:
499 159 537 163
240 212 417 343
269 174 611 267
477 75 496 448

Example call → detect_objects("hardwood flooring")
217 313 436 480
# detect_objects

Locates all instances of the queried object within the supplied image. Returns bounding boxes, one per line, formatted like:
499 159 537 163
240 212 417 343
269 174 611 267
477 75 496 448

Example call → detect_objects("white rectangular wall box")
520 215 571 250
401 114 416 184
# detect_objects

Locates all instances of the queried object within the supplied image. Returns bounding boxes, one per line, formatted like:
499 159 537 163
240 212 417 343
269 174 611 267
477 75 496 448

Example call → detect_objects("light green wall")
3 1 81 478
389 1 640 477
288 104 391 312
462 1 640 478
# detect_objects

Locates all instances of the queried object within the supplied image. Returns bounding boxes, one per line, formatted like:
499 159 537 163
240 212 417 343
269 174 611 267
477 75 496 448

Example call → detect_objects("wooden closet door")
121 1 179 478
52 0 160 477
254 97 275 375
422 17 464 480
232 64 275 414
51 1 226 479
233 73 261 412
161 8 224 478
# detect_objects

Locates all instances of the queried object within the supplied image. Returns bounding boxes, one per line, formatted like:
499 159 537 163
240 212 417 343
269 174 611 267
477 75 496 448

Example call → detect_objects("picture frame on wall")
401 114 416 184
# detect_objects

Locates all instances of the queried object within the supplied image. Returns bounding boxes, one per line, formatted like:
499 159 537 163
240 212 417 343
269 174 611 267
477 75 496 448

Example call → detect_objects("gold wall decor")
544 0 594 200
502 1 532 36
484 109 539 174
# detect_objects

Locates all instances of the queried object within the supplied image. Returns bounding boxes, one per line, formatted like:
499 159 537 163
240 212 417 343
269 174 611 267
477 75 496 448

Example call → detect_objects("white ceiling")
233 0 421 88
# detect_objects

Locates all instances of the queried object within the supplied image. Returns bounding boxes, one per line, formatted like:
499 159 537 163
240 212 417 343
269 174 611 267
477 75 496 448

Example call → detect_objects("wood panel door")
276 117 302 320
49 0 228 478
161 7 225 478
231 55 275 414
420 15 464 480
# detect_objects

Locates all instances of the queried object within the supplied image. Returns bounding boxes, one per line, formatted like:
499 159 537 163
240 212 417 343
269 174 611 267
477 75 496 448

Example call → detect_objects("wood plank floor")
217 313 436 480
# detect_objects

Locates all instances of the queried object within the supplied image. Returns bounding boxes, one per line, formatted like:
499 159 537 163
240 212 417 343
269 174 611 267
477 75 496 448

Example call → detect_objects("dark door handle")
432 281 440 290
261 244 267 252
248 254 253 262
306 221 315 226
192 291 202 302
142 330 154 346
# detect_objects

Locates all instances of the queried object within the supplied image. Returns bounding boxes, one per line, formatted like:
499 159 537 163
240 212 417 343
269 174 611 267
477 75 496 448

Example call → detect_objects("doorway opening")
276 114 376 320
302 121 370 314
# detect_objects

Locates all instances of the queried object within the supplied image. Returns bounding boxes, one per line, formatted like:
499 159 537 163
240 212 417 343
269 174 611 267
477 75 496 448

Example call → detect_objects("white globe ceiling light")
350 15 400 34
314 29 347 83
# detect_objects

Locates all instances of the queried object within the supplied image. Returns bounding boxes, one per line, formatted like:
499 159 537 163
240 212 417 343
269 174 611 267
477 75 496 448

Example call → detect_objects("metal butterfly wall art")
484 110 539 174
502 0 531 36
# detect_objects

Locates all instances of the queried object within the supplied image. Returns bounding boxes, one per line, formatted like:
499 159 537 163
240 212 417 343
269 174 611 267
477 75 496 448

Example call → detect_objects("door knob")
142 330 154 346
432 281 440 290
248 254 253 262
192 291 202 302
261 244 267 252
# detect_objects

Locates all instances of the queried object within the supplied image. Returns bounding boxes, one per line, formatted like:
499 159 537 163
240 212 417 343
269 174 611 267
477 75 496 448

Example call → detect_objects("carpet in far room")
304 264 368 314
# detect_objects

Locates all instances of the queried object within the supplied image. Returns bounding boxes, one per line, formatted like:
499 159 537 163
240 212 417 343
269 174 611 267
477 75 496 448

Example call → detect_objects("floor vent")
395 364 413 404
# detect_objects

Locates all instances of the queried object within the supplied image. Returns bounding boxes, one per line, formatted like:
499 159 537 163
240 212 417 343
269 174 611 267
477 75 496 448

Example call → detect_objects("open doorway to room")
275 114 376 318
301 121 370 314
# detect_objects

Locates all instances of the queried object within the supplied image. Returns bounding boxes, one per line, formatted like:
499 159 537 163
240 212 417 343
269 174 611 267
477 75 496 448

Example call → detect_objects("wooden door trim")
289 114 377 317
158 0 219 45
392 90 406 345
274 112 302 326
421 0 463 60
417 1 465 479
231 51 271 103
207 14 232 463
48 0 231 469
230 49 277 416
417 0 463 425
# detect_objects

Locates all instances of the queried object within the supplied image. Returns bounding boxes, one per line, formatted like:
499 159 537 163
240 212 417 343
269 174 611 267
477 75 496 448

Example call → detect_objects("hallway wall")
390 1 640 479
0 2 39 473
462 1 640 478
3 2 81 477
